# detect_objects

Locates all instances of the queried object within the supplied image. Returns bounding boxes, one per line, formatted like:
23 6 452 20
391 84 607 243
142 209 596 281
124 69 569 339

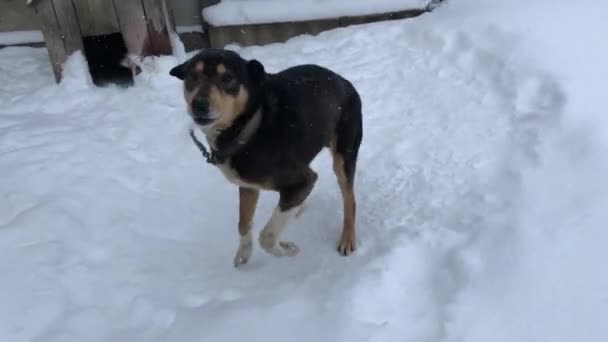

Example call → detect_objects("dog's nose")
191 98 209 114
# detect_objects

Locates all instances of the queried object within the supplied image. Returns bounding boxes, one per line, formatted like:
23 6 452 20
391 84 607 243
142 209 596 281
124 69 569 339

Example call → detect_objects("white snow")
176 25 204 34
0 30 44 45
2 0 608 341
202 0 430 26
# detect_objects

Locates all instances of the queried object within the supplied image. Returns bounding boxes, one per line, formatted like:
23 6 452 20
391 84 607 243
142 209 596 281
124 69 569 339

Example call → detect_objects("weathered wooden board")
111 0 150 55
52 0 84 55
33 0 65 82
73 0 120 36
141 0 172 55
0 0 40 32
112 0 172 56
33 0 83 82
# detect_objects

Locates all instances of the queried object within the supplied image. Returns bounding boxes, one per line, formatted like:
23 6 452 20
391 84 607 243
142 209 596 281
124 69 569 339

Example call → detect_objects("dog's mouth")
192 116 215 126
190 109 219 126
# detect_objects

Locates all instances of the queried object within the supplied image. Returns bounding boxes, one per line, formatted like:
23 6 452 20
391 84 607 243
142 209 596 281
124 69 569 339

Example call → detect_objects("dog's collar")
212 109 262 163
190 109 262 166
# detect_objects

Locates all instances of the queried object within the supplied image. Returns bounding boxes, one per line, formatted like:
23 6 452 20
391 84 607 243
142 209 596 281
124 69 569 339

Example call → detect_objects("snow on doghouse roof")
202 0 431 26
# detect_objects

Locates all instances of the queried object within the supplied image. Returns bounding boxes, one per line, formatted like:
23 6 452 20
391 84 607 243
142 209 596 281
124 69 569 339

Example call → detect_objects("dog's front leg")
259 169 317 257
234 187 259 267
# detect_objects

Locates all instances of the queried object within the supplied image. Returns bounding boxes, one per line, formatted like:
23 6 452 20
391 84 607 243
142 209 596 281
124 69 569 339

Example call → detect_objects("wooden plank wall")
0 0 39 32
112 0 172 56
33 0 83 82
73 0 119 36
112 0 151 56
29 0 174 81
141 0 172 55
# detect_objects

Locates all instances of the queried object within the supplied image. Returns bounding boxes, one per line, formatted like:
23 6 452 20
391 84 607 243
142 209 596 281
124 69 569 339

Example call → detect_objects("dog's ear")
247 59 266 84
169 63 186 80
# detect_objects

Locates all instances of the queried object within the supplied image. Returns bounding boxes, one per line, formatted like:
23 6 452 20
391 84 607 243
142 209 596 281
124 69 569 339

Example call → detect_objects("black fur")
236 63 362 191
169 63 185 80
171 48 362 206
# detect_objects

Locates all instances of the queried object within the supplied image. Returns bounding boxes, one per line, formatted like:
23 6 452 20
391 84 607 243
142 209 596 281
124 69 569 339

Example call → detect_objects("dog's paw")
337 234 356 256
233 250 251 267
279 241 300 256
260 234 300 257
233 245 252 267
234 235 253 267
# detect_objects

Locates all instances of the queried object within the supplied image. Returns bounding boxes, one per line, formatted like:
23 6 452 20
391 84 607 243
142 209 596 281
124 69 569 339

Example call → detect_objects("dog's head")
169 49 266 129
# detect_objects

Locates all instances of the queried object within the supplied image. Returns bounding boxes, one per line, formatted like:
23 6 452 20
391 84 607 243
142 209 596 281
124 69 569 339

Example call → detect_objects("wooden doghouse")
28 0 175 84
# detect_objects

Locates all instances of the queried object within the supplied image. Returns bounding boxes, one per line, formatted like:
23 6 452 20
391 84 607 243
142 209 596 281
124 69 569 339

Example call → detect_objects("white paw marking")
234 232 253 267
259 206 300 257
279 241 300 256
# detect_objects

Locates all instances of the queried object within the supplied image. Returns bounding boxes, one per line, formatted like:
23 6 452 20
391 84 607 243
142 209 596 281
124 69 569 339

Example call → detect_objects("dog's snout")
192 98 209 114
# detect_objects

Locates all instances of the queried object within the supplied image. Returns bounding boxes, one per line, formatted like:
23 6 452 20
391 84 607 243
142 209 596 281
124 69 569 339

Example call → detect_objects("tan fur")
183 61 248 129
209 85 249 130
184 85 200 114
239 187 259 236
330 139 356 255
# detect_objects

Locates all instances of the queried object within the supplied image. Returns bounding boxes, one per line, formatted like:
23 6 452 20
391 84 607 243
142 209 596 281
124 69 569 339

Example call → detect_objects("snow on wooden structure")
3 0 445 84
27 0 175 83
202 0 436 48
202 0 432 26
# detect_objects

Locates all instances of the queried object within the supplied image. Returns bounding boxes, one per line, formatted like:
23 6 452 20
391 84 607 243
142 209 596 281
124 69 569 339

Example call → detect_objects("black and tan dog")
169 48 363 266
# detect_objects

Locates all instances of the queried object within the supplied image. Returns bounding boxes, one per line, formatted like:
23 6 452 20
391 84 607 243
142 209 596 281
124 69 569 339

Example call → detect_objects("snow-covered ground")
1 0 607 341
202 0 431 26
0 30 44 46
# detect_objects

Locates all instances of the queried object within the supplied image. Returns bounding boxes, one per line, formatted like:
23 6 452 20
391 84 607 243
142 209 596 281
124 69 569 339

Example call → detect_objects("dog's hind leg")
259 168 318 257
332 94 363 256
234 187 259 267
295 201 308 218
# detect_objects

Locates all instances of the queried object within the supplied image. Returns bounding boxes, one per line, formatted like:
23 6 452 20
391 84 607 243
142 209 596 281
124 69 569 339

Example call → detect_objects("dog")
169 48 363 266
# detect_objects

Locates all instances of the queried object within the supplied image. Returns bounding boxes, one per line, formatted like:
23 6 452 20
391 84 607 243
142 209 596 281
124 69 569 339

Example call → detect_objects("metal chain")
188 128 217 165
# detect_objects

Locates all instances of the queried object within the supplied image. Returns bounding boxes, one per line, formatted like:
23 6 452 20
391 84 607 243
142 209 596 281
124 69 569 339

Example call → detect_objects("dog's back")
256 64 362 164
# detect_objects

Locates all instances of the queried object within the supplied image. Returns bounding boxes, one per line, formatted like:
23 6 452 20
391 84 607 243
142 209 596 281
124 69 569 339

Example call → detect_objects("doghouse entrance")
82 33 134 87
